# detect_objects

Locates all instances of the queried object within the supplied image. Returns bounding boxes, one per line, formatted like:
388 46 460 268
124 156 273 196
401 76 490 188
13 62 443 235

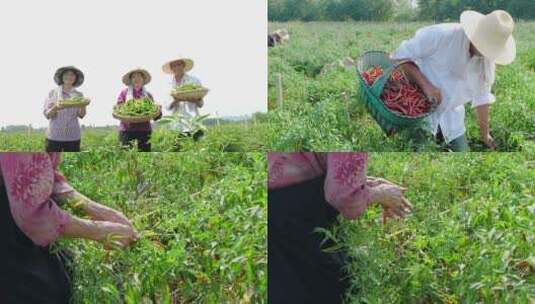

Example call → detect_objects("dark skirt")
268 176 349 304
45 138 81 152
119 130 152 152
0 183 72 304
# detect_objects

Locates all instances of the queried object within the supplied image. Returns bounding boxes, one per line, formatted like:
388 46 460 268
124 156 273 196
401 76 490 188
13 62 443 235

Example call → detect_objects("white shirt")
169 74 202 132
392 23 496 142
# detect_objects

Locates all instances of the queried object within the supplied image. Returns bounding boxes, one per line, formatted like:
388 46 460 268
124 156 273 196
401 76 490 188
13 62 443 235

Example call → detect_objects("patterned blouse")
44 88 84 142
269 152 376 219
0 153 73 246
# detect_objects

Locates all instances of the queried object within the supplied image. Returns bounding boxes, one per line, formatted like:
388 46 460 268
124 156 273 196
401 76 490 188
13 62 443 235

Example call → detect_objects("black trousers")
0 184 72 304
269 177 349 304
174 130 204 151
45 139 81 152
119 130 152 152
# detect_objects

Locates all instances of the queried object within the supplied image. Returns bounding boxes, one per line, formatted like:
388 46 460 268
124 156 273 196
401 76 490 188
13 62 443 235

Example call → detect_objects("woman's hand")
84 200 133 228
54 102 65 111
95 221 139 250
481 133 496 150
421 83 442 105
397 61 442 104
369 179 413 222
63 217 139 249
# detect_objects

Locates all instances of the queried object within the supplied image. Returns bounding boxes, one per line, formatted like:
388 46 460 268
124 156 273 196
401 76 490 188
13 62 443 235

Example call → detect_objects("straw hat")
460 10 516 65
162 56 194 74
54 66 85 87
122 68 152 86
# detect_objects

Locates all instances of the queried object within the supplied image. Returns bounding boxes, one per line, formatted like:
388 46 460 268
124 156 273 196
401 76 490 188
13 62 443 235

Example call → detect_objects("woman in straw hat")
44 66 89 152
163 57 205 149
269 152 412 303
116 68 162 152
391 10 516 151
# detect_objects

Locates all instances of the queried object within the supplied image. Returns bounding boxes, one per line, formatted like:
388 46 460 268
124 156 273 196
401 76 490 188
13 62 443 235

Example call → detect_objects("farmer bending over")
0 153 138 303
392 10 516 151
269 153 412 303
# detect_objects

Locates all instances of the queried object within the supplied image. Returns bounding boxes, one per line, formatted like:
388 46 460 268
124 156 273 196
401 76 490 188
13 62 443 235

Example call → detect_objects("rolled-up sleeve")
0 153 72 247
391 27 440 63
471 84 496 108
324 153 372 219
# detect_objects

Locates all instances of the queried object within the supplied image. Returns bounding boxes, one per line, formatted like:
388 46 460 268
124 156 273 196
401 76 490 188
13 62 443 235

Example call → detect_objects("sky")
0 0 267 127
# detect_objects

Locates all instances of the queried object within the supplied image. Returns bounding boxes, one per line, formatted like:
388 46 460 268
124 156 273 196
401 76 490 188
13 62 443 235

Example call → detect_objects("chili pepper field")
0 122 267 152
268 22 535 152
55 152 266 303
326 152 534 303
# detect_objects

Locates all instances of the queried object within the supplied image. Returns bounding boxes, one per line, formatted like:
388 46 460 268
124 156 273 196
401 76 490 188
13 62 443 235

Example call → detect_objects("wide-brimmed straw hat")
460 10 516 65
162 56 194 74
54 66 85 87
122 68 152 86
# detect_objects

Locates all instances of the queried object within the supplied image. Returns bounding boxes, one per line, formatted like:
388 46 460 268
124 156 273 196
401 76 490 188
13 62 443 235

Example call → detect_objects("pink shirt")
117 87 160 132
0 153 73 246
269 152 373 219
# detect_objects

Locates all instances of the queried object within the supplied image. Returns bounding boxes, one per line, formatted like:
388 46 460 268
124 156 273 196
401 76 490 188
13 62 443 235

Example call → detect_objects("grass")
268 22 535 151
0 123 267 152
54 152 266 303
323 152 535 303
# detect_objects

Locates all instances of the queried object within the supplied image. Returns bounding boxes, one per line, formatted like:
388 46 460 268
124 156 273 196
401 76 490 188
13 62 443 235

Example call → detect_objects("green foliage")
57 152 267 303
268 22 535 151
331 152 535 303
269 0 394 21
0 123 268 152
114 98 159 117
418 0 535 21
60 96 88 106
173 83 205 93
268 0 535 22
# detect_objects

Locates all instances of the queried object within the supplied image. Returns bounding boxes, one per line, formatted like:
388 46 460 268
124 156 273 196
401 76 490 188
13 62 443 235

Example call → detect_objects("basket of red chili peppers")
356 50 438 135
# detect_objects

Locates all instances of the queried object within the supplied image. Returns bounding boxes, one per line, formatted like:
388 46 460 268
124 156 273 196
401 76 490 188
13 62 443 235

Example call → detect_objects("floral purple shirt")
268 152 373 219
117 87 161 132
0 153 73 246
44 88 84 142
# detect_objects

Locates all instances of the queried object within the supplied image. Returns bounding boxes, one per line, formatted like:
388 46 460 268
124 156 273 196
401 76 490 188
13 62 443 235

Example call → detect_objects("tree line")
268 0 535 22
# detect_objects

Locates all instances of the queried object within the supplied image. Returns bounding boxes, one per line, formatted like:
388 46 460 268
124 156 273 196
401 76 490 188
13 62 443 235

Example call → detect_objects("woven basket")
356 50 437 135
113 112 159 123
171 88 209 101
58 99 90 109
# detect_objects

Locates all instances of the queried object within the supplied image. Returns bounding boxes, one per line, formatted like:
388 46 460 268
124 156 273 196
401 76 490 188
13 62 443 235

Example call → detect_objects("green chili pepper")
114 97 159 117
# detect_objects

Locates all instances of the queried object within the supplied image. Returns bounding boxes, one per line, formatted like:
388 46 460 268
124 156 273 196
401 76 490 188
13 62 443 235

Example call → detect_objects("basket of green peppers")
113 97 161 123
58 96 90 108
171 83 209 101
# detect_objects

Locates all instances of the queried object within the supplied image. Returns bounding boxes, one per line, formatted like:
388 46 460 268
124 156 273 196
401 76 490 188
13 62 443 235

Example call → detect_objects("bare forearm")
475 104 491 137
396 61 432 89
62 216 102 241
54 191 109 220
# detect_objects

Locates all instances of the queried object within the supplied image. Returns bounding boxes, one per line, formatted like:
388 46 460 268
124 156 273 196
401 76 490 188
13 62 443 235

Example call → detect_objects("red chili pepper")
362 65 432 117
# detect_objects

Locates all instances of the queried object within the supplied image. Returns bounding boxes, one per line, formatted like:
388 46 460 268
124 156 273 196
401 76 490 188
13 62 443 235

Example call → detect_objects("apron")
0 183 73 304
268 176 349 304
